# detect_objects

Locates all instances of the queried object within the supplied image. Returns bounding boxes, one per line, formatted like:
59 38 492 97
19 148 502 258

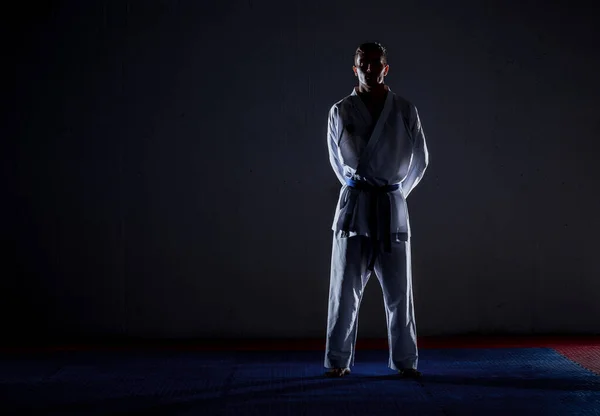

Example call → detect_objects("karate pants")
324 234 418 370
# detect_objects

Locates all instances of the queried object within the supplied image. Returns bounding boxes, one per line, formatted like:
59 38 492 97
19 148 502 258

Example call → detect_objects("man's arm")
327 105 346 185
401 105 429 197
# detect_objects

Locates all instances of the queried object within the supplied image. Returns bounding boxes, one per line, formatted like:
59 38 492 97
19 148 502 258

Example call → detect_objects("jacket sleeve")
401 105 429 197
327 105 346 185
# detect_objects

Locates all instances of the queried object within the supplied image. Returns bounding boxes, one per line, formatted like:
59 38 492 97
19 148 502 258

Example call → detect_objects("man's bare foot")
324 367 351 377
398 368 422 379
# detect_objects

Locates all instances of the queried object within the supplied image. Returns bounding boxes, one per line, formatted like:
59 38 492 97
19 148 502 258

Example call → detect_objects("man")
324 42 429 378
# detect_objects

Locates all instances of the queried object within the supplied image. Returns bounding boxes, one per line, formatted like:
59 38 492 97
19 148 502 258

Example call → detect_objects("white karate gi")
324 87 429 371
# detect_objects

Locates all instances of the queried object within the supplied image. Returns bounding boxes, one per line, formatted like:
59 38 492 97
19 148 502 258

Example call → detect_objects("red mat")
554 345 600 375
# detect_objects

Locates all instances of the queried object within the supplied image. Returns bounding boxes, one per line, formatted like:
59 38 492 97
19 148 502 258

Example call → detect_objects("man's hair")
354 42 388 65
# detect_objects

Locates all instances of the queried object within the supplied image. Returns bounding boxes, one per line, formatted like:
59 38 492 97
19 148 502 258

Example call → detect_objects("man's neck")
356 84 388 100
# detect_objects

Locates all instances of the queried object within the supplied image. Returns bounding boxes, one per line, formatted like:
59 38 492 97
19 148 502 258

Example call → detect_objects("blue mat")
0 348 598 415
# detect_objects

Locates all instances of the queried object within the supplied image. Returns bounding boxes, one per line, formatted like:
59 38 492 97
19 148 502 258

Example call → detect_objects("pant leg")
324 234 372 369
374 238 418 370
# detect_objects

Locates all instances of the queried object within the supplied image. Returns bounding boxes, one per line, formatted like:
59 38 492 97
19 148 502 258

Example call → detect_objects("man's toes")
399 368 422 379
324 367 350 377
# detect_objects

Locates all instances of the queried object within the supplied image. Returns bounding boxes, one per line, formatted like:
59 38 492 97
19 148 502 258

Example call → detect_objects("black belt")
345 178 399 271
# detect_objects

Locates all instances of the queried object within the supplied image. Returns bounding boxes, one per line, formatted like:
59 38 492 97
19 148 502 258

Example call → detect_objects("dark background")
5 0 600 343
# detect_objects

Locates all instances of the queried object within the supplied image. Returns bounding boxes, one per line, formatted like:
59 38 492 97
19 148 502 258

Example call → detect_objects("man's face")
353 50 389 87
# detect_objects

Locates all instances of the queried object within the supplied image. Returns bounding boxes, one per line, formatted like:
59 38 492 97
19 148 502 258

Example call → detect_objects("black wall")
6 0 600 342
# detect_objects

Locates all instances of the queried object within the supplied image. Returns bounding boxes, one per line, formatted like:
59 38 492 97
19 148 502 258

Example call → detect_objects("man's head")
353 42 389 88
